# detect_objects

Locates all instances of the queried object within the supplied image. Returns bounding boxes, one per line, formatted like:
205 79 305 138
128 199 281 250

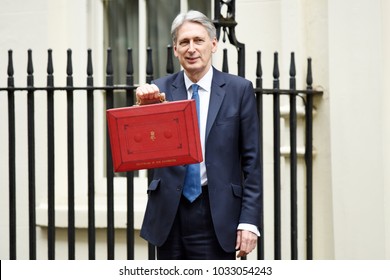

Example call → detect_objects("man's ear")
211 38 218 53
173 45 179 57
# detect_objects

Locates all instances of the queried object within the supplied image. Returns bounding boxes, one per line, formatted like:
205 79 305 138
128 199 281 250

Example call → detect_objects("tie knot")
192 84 199 96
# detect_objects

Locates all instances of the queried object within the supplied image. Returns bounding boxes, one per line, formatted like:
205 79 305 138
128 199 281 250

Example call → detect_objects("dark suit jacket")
140 67 262 253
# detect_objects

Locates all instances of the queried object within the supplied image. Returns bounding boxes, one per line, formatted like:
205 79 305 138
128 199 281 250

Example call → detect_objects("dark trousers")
157 186 236 260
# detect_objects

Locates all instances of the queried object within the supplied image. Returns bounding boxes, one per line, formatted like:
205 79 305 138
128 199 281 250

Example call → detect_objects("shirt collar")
184 66 213 92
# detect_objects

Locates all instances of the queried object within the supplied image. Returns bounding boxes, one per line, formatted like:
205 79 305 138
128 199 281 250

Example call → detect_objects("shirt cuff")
237 223 260 236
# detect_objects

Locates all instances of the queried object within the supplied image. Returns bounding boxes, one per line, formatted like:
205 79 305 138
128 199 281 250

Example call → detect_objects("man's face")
174 21 218 81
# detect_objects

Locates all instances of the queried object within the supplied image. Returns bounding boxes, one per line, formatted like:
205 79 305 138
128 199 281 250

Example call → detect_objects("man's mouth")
187 57 199 63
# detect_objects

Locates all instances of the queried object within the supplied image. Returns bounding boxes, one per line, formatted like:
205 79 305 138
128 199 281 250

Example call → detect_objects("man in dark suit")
136 10 262 260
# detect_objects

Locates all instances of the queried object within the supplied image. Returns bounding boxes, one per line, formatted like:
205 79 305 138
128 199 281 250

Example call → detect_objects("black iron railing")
0 46 321 260
253 52 319 260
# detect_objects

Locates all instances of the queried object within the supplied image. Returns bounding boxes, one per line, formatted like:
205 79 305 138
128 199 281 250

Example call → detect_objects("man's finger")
235 230 242 250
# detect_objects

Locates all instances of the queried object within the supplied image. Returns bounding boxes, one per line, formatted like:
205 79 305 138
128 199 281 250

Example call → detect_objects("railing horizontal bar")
0 86 137 91
1 86 323 96
255 88 323 95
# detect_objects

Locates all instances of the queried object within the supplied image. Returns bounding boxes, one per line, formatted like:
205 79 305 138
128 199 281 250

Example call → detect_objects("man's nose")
188 41 196 52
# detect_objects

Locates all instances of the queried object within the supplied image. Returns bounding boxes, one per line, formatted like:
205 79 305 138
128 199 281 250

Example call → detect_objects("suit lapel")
206 68 226 141
171 71 187 101
169 69 226 142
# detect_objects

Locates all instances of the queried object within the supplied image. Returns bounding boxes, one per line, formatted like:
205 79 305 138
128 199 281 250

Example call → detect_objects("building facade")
0 0 389 260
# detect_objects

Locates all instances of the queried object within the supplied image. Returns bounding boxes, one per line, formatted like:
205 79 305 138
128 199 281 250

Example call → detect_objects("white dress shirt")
183 67 212 186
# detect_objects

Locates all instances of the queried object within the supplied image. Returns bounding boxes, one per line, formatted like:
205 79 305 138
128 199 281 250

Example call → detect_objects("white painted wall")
328 0 387 259
382 0 390 260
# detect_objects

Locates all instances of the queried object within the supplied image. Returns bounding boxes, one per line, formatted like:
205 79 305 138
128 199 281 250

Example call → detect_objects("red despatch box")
106 100 203 172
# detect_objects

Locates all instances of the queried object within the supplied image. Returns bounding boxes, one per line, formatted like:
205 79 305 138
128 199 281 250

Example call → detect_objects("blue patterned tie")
182 84 201 202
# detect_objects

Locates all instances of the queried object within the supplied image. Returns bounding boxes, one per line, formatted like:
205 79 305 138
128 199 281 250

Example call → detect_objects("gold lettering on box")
150 131 156 141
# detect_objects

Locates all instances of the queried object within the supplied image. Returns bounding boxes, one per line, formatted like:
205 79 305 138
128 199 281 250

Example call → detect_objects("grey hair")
171 10 217 44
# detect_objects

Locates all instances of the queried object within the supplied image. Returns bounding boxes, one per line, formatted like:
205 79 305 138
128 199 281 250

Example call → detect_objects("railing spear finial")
27 49 34 87
7 50 14 81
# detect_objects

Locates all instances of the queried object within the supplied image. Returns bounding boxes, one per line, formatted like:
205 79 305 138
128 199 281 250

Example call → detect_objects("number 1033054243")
212 266 272 276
